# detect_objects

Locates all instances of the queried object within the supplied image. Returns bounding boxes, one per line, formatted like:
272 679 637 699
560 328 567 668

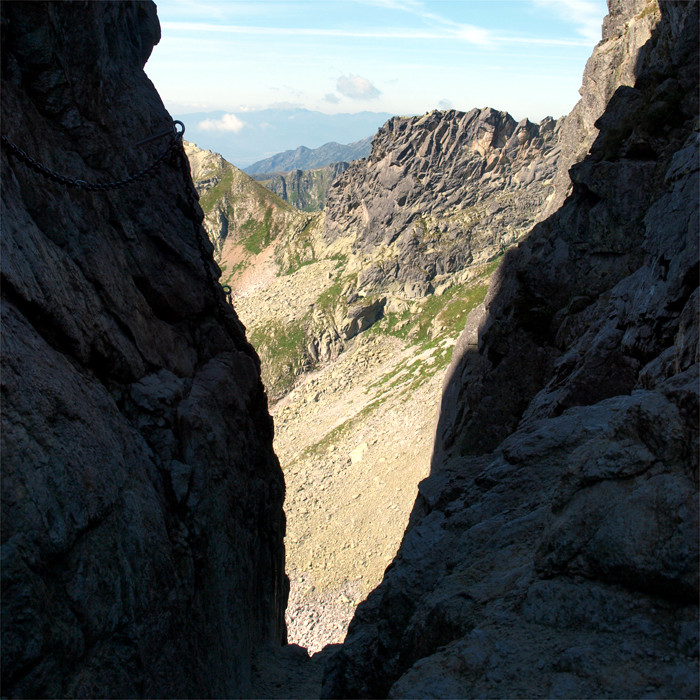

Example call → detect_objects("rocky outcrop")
184 141 310 286
323 0 698 697
256 161 351 212
1 3 286 698
324 108 561 299
546 0 661 214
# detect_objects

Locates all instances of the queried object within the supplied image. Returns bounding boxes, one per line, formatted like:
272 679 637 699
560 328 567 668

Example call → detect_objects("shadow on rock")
322 1 699 697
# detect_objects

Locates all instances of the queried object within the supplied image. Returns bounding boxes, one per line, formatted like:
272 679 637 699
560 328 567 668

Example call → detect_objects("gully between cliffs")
2 1 698 699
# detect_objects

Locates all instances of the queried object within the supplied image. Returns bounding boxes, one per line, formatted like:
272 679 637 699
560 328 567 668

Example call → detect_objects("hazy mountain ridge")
255 162 351 212
175 108 390 167
245 137 371 174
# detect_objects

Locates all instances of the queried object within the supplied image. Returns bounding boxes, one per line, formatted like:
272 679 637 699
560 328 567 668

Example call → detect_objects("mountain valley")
3 0 697 698
181 1 699 683
187 136 506 649
185 35 642 649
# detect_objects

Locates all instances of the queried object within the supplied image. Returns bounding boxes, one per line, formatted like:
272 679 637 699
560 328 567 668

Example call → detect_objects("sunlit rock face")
323 107 563 298
1 2 286 697
323 1 699 697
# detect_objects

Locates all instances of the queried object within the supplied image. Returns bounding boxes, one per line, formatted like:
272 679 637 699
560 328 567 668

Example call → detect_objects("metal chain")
2 120 236 323
1 122 184 190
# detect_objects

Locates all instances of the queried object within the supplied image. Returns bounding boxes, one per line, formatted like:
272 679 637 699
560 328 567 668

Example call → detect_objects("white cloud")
353 0 493 46
324 93 341 104
454 25 492 46
161 21 450 40
336 74 382 100
198 113 247 132
438 98 453 110
532 0 604 43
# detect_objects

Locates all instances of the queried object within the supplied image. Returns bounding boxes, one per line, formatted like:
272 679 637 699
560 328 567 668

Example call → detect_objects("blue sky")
146 0 608 123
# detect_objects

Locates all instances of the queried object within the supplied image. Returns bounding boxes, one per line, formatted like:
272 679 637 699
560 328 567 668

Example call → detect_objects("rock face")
546 0 661 215
1 3 286 698
256 161 351 212
324 108 561 299
323 1 698 697
184 140 309 286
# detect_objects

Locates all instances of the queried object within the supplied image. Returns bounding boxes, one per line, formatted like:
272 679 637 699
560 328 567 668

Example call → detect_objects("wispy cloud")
198 113 247 132
166 0 270 21
324 93 341 104
161 21 450 40
532 0 604 42
161 17 593 49
337 74 381 100
491 35 593 47
355 0 492 46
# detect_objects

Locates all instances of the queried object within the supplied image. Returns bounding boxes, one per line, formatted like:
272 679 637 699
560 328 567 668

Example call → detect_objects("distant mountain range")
244 137 371 175
254 162 351 212
174 108 392 168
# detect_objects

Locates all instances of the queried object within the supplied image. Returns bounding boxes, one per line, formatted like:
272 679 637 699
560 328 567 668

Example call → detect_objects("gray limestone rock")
339 298 386 340
323 1 699 697
1 2 286 697
323 107 562 298
258 161 351 212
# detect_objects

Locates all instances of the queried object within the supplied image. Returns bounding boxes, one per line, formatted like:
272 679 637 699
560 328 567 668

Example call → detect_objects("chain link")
1 127 185 190
1 122 238 330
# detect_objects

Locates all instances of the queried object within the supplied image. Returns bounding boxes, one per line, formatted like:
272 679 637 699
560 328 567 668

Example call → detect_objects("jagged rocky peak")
370 108 551 165
183 140 310 289
1 2 286 698
323 106 561 304
323 0 698 697
183 139 228 193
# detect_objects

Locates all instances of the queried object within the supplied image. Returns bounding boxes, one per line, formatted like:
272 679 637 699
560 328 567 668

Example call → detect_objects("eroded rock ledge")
1 2 286 697
323 1 699 697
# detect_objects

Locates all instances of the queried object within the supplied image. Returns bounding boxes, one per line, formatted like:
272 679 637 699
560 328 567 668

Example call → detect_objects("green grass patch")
282 218 318 275
249 319 308 398
376 310 413 340
293 395 388 465
317 277 346 312
365 259 502 396
199 168 233 211
435 282 488 335
240 206 274 254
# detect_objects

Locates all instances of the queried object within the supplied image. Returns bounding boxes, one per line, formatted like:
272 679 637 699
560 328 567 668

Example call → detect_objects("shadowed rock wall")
1 2 286 697
323 0 698 697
